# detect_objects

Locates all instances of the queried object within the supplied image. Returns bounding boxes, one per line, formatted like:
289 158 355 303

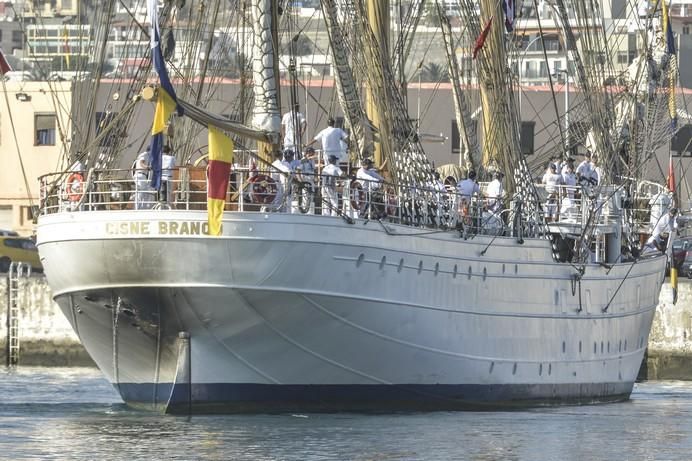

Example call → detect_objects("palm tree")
420 62 449 82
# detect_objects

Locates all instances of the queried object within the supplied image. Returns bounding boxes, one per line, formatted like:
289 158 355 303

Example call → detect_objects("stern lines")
53 282 659 320
237 296 392 385
300 293 648 366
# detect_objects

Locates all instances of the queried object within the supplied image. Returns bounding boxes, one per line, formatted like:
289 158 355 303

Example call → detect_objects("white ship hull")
37 210 665 412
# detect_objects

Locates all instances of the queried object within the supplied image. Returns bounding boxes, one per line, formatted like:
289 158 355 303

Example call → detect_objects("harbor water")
1 367 691 460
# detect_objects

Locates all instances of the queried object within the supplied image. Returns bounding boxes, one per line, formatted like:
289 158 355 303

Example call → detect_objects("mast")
366 0 389 168
478 0 506 171
321 0 375 160
251 0 281 164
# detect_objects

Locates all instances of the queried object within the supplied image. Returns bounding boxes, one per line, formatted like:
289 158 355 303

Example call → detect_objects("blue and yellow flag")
147 0 183 189
662 0 678 129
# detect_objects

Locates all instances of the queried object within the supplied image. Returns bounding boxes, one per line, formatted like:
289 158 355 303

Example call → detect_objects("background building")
0 81 72 233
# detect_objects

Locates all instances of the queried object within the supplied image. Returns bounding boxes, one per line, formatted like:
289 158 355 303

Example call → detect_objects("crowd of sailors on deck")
58 106 678 255
61 144 618 229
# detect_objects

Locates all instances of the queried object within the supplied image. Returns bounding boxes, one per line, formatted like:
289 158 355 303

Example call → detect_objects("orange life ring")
349 180 366 211
248 174 278 204
66 173 85 202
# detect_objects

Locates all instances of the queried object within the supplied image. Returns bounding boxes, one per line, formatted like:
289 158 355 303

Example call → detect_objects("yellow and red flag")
207 126 234 236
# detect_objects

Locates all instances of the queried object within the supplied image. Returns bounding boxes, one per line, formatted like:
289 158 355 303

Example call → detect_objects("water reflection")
1 368 692 460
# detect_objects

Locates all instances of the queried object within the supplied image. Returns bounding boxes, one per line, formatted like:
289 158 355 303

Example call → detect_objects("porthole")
356 253 364 267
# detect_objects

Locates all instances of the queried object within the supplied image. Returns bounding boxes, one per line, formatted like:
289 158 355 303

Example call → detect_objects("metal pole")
5 270 9 367
518 71 522 118
565 73 570 152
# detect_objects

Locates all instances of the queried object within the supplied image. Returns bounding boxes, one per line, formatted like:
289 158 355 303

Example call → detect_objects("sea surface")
0 367 691 461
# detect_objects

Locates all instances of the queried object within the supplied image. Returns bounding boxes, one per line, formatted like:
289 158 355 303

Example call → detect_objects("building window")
672 125 692 156
521 121 535 155
35 113 56 146
12 30 22 44
684 26 690 36
20 206 33 226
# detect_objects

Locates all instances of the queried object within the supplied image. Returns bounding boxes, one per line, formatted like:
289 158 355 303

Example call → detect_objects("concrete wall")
645 279 692 379
2 275 692 376
0 275 92 366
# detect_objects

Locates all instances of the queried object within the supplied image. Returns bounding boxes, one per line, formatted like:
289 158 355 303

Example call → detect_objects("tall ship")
35 0 683 412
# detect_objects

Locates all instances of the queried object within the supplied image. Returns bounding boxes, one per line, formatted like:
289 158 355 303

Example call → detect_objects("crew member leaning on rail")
356 158 384 218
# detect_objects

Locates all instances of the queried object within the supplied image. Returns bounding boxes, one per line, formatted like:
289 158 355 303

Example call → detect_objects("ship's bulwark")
39 211 664 412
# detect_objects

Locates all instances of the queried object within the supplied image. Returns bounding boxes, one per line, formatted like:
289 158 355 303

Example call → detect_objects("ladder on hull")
5 262 30 366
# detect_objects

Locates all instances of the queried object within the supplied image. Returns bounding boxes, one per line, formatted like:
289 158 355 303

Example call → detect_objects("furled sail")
320 0 375 160
250 0 281 140
436 1 481 173
353 0 434 186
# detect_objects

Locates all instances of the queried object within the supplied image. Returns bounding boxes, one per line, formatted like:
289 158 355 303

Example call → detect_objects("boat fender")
65 172 85 202
248 174 278 204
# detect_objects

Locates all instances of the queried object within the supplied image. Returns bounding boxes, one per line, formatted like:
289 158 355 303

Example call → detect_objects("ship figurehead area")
34 164 668 412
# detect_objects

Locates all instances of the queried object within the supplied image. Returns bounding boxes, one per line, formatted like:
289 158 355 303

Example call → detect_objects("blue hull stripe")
117 382 634 413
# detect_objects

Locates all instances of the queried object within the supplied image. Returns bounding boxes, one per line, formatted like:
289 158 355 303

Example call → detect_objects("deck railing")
38 167 657 236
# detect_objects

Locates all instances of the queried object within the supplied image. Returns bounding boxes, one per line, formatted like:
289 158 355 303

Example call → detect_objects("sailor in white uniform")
355 158 384 218
646 207 678 252
133 149 154 209
321 155 345 216
356 158 384 191
485 171 505 213
542 163 563 221
270 150 291 211
160 145 176 203
281 104 306 153
308 117 349 164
